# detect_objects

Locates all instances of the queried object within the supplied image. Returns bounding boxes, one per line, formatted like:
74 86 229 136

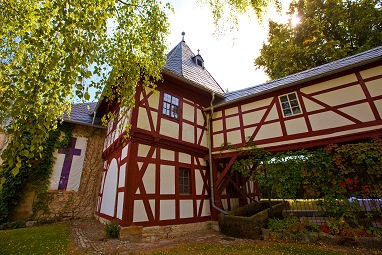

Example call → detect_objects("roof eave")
213 54 382 109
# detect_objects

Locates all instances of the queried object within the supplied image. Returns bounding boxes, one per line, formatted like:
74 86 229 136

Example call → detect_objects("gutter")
207 92 228 215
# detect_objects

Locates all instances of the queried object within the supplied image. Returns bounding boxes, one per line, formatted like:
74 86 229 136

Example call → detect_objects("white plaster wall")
179 152 191 164
225 107 238 116
265 105 279 121
339 103 375 122
100 159 118 217
183 103 194 122
196 109 205 125
197 128 207 147
160 200 175 220
182 122 195 143
225 115 240 129
255 122 282 140
226 130 242 145
118 163 126 188
161 119 179 139
142 164 156 194
300 74 357 94
138 144 152 157
160 148 175 161
313 86 365 106
160 165 175 194
366 79 382 97
285 117 308 135
214 110 222 119
180 200 194 218
213 133 224 148
360 66 382 79
303 97 325 112
121 144 129 160
134 200 148 222
241 98 273 112
309 112 353 131
375 99 382 117
242 109 267 126
212 119 223 132
147 88 160 108
117 192 124 220
195 170 204 195
198 199 210 217
137 106 151 131
244 126 256 140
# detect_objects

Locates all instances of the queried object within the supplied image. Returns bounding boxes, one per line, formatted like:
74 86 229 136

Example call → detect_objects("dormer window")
193 50 204 68
196 58 203 67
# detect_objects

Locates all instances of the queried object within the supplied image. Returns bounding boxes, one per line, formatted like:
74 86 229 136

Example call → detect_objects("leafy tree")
201 0 281 30
255 0 382 79
0 0 170 182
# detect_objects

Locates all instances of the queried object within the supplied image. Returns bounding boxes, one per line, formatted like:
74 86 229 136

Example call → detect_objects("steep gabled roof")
217 46 382 107
165 40 225 96
63 102 103 128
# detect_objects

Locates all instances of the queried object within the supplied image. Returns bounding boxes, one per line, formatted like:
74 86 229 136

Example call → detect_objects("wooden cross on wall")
57 137 82 190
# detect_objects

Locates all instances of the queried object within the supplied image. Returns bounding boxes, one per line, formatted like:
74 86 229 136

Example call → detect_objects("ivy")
0 124 72 224
231 139 382 200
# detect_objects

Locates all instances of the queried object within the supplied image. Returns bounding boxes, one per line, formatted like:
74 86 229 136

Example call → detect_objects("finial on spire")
197 49 200 55
181 31 185 42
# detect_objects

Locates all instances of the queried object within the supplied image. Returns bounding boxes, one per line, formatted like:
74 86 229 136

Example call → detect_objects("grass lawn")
147 242 382 255
0 223 73 255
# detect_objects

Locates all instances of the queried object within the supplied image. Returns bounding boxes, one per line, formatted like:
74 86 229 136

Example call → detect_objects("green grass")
0 223 72 255
147 242 382 255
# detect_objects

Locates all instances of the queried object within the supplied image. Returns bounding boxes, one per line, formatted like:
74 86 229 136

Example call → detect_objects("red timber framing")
97 74 217 227
212 63 382 154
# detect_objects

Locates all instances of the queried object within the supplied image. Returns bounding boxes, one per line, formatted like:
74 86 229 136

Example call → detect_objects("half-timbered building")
94 37 382 230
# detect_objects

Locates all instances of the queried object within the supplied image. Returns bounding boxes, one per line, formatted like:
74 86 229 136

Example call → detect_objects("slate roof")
217 46 382 106
165 40 225 96
63 102 103 127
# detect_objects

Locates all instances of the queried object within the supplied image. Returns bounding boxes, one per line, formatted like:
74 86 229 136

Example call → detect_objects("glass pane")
290 99 299 107
283 109 292 116
282 102 290 110
288 93 297 100
164 93 171 102
280 96 288 102
171 105 179 118
292 107 301 114
172 96 179 105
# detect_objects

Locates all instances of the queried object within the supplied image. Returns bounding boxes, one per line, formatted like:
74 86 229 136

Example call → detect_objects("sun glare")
290 14 301 28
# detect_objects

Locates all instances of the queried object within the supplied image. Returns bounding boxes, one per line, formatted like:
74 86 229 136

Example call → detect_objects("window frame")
162 92 180 120
179 167 191 195
278 92 302 117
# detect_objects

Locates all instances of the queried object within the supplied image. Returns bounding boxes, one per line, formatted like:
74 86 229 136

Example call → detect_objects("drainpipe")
207 92 228 215
92 111 97 125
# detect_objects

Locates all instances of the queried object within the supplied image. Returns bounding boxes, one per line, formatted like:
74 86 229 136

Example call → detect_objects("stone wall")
42 124 105 219
13 124 105 221
119 221 213 242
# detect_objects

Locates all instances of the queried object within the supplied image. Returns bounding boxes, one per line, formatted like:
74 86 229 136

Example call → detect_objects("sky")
165 0 293 92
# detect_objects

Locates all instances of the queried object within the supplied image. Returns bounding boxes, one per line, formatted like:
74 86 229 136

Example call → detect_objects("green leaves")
255 0 382 79
0 0 170 176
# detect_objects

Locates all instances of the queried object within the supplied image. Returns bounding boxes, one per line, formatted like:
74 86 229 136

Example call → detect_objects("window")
179 167 191 194
162 92 179 119
279 92 301 117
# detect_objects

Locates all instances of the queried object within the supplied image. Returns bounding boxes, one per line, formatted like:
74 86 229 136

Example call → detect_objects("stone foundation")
119 221 215 242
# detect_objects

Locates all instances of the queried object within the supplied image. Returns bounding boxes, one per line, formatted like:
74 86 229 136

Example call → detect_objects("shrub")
105 220 120 239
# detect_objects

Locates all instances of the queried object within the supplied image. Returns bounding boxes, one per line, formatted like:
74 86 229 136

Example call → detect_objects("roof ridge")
228 46 382 95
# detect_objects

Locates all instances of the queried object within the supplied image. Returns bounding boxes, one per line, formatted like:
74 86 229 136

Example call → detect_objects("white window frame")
279 92 302 117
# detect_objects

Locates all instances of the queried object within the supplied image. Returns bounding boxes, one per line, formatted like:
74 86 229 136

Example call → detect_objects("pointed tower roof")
164 35 225 96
